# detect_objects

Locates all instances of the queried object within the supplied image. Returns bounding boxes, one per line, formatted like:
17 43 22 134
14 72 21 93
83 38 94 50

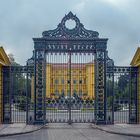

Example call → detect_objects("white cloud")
73 0 90 12
0 0 139 66
101 0 128 8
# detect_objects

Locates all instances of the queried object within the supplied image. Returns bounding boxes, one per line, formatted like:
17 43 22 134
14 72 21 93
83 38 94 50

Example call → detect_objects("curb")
0 124 48 137
92 125 140 137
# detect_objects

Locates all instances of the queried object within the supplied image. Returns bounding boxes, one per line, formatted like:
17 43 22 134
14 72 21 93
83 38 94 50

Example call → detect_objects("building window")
67 80 70 84
73 79 77 84
61 79 64 84
79 90 82 97
54 79 58 84
79 80 82 84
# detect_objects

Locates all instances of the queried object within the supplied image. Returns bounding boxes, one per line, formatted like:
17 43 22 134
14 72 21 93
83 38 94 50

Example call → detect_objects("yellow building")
130 47 140 123
46 62 95 99
31 62 95 100
0 47 10 123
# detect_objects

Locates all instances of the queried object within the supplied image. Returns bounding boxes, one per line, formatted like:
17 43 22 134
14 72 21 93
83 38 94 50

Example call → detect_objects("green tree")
9 54 31 111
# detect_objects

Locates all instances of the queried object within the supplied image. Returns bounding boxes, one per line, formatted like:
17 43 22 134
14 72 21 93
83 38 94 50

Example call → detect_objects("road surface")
0 123 139 140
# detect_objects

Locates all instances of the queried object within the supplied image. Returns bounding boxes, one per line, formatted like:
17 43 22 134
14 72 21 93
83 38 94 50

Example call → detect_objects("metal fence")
106 66 138 124
2 66 33 123
2 65 138 124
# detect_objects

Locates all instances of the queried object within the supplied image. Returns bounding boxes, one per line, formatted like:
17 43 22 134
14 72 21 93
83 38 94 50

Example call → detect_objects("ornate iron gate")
2 12 138 125
33 12 107 124
45 52 95 123
107 66 138 124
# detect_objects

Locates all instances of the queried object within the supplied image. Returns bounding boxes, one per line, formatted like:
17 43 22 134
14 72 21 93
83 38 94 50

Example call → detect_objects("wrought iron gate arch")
33 12 108 124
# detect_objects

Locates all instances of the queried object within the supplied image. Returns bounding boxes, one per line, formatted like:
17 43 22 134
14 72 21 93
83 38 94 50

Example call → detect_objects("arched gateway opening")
2 12 138 125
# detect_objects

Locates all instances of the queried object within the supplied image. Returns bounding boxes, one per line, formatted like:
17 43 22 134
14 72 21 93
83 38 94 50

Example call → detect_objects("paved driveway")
0 123 139 140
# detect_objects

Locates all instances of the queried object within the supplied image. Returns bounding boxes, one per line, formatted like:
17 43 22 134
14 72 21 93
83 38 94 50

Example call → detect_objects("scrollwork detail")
42 12 99 39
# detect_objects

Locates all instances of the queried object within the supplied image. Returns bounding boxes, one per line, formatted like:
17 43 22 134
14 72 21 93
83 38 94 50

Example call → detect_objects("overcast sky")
0 0 139 66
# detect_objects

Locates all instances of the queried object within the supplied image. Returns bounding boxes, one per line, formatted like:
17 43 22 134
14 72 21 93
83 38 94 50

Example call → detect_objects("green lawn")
80 108 94 111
